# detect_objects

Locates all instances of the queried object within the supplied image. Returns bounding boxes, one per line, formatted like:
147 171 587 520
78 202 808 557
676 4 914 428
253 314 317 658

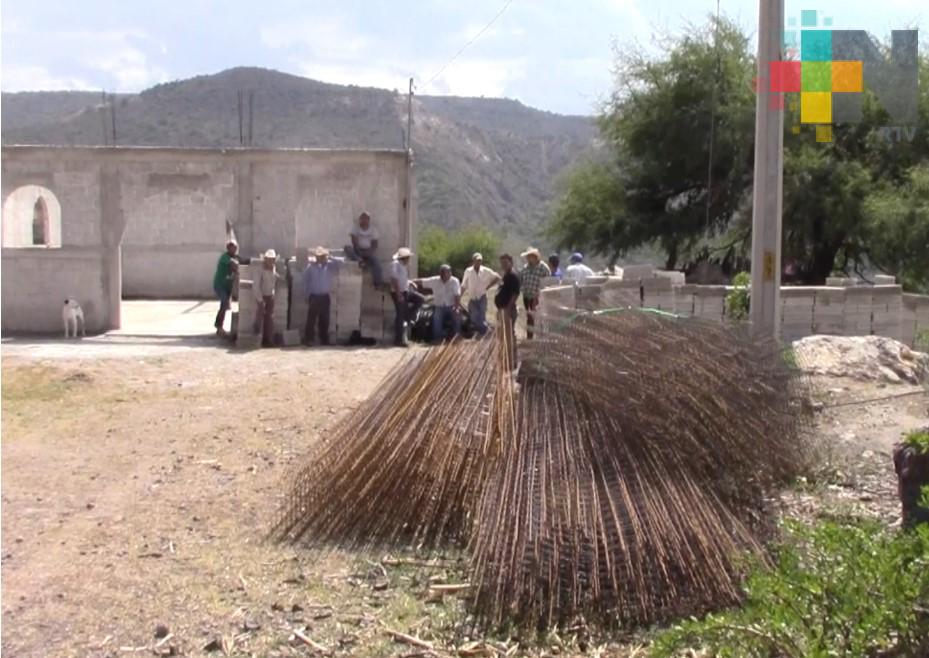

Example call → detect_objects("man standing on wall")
415 264 462 343
518 247 551 340
302 246 341 346
346 211 384 289
548 254 564 281
212 239 239 337
460 252 500 337
494 253 521 367
254 249 280 347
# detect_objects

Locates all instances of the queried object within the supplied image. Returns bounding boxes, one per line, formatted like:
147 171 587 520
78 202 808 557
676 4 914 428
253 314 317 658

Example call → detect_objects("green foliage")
725 271 750 321
550 17 756 270
651 520 929 658
904 430 929 455
915 330 929 353
417 225 501 278
864 165 929 293
550 17 929 288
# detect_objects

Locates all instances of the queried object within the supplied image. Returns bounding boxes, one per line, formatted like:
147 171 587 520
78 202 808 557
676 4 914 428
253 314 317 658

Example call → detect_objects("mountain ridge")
1 67 597 243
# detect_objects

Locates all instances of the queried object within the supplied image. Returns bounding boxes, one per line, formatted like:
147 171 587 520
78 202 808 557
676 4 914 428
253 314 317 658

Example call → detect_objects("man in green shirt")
212 239 239 336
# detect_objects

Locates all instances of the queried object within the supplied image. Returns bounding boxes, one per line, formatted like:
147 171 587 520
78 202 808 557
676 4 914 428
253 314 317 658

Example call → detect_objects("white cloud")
426 57 528 97
260 19 368 59
1 26 168 92
1 65 91 91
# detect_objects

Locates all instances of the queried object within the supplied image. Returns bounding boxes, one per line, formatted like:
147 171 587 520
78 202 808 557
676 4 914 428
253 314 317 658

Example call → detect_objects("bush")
651 520 929 658
417 225 501 278
905 430 929 455
725 271 750 321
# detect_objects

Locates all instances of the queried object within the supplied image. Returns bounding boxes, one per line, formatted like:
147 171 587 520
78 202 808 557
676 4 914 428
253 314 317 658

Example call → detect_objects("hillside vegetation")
1 67 596 243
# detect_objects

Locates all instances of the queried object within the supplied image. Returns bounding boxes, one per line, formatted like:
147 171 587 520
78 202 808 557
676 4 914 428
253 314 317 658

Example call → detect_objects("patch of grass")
650 519 929 658
904 430 929 454
1 365 78 403
725 272 750 321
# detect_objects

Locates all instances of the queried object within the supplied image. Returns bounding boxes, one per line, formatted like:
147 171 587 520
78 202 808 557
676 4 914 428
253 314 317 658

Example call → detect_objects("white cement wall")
1 146 412 333
1 247 109 333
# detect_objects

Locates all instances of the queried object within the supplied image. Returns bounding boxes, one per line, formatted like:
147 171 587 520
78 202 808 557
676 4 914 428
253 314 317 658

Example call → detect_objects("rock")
792 335 929 384
154 624 170 639
243 619 261 632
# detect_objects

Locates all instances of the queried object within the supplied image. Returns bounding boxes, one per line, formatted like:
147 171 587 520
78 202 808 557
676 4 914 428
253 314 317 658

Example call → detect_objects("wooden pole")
749 0 785 338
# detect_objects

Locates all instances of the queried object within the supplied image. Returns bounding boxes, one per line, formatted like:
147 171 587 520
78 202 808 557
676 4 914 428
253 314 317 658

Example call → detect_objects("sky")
1 0 925 115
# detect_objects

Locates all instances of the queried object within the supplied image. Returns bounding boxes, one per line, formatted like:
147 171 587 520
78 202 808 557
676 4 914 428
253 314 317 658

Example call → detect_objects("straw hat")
472 252 483 261
263 249 277 259
393 247 413 260
521 247 541 258
314 246 330 257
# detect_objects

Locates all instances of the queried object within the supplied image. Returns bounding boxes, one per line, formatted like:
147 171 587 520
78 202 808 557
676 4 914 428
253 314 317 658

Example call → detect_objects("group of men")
211 210 595 348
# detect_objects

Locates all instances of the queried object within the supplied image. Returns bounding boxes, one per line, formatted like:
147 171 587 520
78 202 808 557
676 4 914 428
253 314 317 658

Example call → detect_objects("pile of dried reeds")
270 310 809 629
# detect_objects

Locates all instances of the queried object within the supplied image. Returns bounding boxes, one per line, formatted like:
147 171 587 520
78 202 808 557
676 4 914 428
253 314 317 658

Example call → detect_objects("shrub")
904 430 929 455
914 329 929 353
725 271 750 321
650 520 929 658
417 225 501 278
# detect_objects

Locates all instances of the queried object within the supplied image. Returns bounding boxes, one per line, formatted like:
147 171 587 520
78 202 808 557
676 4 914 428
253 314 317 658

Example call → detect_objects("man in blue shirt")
302 246 341 346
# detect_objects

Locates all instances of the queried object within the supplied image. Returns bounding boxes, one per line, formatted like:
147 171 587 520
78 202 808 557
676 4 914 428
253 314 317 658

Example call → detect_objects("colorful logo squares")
801 30 832 61
769 61 863 94
800 92 831 124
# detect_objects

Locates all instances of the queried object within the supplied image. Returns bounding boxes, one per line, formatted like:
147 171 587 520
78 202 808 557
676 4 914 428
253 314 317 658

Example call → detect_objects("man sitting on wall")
415 264 462 343
302 246 342 346
345 211 384 289
212 239 239 337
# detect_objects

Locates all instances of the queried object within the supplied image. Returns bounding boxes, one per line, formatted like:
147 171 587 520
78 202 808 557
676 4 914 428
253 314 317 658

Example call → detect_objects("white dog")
62 298 85 338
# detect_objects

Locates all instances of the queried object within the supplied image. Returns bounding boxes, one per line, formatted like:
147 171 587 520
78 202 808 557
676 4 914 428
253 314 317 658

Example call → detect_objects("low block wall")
538 276 929 347
1 247 109 333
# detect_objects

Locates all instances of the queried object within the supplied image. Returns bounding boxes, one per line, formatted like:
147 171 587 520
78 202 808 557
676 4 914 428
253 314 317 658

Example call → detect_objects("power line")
423 0 515 89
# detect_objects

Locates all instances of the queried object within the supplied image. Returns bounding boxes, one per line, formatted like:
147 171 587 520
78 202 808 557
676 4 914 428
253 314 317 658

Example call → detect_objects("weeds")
651 519 929 658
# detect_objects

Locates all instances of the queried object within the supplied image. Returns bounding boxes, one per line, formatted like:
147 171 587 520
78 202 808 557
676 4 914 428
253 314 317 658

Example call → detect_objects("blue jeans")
468 296 489 336
214 286 231 330
432 305 461 342
344 245 384 287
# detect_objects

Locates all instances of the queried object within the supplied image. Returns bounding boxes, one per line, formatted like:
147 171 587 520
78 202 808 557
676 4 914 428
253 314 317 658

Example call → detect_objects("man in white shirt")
460 252 500 337
415 264 462 343
564 252 595 284
346 211 384 288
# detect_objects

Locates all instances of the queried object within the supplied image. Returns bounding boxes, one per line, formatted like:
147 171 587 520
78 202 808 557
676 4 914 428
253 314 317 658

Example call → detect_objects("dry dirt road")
2 337 927 657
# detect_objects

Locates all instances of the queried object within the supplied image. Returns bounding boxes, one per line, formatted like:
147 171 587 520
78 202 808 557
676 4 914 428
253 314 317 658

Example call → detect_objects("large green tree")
550 17 929 289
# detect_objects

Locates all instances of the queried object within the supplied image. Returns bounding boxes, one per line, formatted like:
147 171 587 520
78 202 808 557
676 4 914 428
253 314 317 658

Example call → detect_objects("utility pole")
749 0 785 338
406 78 414 150
248 90 254 146
100 90 109 146
110 93 117 145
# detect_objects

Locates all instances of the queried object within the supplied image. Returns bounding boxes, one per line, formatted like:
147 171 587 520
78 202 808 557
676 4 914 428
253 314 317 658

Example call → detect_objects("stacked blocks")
693 286 726 322
843 287 873 336
780 288 815 342
601 278 641 309
871 285 903 341
811 286 845 335
642 277 675 311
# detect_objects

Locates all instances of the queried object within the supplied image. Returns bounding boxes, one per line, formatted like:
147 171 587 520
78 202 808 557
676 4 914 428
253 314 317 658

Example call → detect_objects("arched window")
33 197 49 246
2 185 62 248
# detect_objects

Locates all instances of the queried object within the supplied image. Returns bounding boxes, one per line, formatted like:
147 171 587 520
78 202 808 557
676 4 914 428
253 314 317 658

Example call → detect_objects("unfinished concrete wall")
1 146 412 334
539 277 929 348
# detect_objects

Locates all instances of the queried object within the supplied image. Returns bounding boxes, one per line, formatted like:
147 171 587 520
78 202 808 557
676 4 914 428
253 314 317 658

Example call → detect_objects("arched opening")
2 185 62 248
33 197 49 246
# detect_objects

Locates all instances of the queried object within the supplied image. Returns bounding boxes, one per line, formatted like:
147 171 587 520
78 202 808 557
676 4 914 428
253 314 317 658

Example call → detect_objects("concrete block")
873 274 896 285
540 285 577 309
575 285 603 311
655 270 686 286
826 277 856 287
618 264 654 280
282 329 301 346
236 333 262 349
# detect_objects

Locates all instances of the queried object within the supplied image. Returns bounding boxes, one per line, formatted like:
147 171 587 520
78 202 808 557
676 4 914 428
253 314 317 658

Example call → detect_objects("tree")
550 17 756 270
550 17 929 289
417 225 501 278
864 165 929 291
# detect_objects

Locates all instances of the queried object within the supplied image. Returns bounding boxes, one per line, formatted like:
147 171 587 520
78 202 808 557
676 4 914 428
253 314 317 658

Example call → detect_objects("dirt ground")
1 335 927 658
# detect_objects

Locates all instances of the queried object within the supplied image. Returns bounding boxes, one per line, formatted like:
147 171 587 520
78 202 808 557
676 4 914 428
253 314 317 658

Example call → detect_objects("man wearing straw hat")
460 252 500 337
302 246 342 346
253 249 280 347
389 247 423 347
518 247 551 339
